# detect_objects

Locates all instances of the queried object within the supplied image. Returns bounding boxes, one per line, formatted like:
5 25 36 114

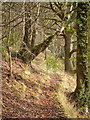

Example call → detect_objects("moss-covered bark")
18 33 56 63
75 2 89 107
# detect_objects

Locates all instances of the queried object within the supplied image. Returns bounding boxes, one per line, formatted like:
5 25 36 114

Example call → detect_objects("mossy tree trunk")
18 33 56 63
30 34 55 61
75 2 89 107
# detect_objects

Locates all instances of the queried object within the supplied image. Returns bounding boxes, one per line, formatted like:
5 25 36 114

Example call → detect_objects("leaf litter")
2 57 67 119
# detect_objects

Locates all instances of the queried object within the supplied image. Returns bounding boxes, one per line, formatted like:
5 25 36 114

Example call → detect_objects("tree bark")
29 34 56 61
8 3 13 77
30 23 36 49
64 30 73 74
18 33 56 63
74 2 89 107
23 2 31 49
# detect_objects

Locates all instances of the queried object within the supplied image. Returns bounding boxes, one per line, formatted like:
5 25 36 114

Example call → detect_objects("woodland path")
2 57 68 119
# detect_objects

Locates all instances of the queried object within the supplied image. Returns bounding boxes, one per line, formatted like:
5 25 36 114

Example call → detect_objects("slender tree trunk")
7 46 12 77
44 49 47 60
0 3 2 117
64 30 73 74
30 3 40 49
30 23 36 49
23 2 31 49
8 3 13 77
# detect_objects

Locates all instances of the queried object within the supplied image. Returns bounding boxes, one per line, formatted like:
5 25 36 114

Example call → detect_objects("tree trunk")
19 2 32 61
7 46 12 77
18 33 56 63
30 23 36 49
64 30 73 74
8 3 13 77
29 34 56 62
23 2 31 49
74 2 89 107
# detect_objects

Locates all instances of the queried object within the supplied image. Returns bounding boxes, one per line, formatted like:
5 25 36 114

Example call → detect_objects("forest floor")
2 53 86 119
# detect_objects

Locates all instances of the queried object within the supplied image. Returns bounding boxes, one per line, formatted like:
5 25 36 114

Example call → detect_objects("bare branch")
49 2 63 20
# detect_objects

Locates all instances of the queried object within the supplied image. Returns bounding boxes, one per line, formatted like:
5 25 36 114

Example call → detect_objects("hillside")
2 53 86 119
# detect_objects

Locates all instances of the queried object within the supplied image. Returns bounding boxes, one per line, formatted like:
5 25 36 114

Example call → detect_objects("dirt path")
2 58 67 119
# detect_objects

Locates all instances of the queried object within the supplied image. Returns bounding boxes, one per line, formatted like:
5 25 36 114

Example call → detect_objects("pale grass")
56 88 80 118
59 72 76 92
54 71 80 118
55 71 87 118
